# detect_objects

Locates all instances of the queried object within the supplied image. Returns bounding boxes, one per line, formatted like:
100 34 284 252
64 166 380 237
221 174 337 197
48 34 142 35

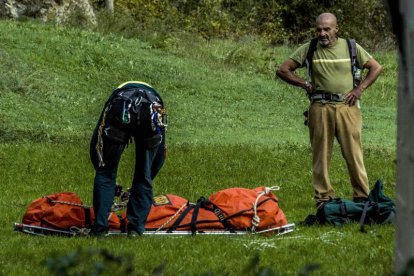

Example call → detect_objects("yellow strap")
117 81 152 89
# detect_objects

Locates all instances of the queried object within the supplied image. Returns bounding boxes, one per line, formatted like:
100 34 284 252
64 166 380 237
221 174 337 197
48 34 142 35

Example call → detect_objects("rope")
96 105 110 167
251 186 280 233
155 203 187 232
70 226 91 236
49 200 87 208
111 202 128 212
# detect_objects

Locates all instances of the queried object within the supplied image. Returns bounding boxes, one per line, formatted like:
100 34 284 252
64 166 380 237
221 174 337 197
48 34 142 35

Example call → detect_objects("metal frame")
13 222 295 237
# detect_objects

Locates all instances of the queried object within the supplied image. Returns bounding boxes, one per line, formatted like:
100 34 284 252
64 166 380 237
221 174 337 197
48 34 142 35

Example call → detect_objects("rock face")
0 0 96 26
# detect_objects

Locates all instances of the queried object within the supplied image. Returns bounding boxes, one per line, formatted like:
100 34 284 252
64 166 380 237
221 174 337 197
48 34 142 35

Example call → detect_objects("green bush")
91 0 394 50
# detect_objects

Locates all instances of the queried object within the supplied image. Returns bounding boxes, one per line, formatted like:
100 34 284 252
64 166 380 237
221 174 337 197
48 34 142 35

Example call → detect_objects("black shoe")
316 201 327 209
353 197 368 203
127 230 140 237
89 230 109 238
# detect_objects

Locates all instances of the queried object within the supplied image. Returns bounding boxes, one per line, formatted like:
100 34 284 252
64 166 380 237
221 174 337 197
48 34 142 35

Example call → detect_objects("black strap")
119 215 127 233
339 200 350 224
190 199 204 235
305 38 318 79
205 201 231 229
346 38 362 88
84 207 92 227
168 203 194 233
359 201 372 232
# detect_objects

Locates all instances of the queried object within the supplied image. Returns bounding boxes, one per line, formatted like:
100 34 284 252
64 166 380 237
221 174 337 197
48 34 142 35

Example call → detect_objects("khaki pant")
308 102 369 202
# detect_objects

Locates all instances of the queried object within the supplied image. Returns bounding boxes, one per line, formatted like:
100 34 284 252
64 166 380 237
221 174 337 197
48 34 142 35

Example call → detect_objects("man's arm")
344 58 382 105
276 59 315 93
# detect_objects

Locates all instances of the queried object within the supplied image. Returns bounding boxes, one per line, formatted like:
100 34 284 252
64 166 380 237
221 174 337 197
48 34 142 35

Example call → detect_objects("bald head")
316 13 337 25
315 12 338 47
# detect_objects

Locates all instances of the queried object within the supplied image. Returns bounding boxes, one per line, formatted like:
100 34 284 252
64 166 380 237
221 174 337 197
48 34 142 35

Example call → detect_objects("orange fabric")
22 192 121 230
22 187 288 232
208 186 288 231
141 194 224 230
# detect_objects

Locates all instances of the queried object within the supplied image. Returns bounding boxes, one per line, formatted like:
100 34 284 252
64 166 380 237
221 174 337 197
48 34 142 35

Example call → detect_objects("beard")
318 37 330 47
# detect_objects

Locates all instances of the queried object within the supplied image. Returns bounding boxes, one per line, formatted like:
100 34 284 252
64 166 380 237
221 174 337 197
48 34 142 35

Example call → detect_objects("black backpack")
304 38 361 87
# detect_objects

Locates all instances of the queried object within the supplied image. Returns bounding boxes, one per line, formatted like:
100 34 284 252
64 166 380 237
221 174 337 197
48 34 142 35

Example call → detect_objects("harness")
95 85 167 167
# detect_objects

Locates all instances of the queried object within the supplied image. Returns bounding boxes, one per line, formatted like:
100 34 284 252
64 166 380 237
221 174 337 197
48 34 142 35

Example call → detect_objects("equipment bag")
305 180 395 230
22 192 122 230
143 187 288 233
21 187 289 234
143 194 225 232
207 186 288 231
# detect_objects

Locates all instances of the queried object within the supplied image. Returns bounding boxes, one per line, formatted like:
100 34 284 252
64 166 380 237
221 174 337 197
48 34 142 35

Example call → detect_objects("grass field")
0 19 397 275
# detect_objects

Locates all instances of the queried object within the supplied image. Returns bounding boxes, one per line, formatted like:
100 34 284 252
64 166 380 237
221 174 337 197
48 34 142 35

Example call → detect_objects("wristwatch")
303 80 312 90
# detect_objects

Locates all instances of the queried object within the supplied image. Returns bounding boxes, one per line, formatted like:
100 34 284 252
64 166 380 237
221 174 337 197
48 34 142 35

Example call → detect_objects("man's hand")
344 87 363 106
344 58 382 106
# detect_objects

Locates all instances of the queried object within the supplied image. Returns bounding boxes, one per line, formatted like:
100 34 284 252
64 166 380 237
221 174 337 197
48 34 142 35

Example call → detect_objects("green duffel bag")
305 180 395 231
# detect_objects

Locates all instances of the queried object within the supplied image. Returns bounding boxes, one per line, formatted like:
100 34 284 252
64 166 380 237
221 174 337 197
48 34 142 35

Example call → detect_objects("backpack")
304 180 395 231
304 38 361 87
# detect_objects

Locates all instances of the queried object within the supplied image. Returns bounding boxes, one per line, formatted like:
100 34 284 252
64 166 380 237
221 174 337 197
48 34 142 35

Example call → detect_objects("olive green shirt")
289 38 372 93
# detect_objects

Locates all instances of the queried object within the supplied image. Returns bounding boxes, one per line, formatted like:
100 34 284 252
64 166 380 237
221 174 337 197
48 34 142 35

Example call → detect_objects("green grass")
0 19 397 275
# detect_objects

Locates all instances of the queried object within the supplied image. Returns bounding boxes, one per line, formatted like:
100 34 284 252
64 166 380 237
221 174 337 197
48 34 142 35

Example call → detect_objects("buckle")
324 93 333 101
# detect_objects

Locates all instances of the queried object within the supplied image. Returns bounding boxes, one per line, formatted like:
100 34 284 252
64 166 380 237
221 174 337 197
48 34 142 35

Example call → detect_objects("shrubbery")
91 0 394 50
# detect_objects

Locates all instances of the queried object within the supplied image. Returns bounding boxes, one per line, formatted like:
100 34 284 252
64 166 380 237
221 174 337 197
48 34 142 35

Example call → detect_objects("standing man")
276 12 382 207
90 81 167 236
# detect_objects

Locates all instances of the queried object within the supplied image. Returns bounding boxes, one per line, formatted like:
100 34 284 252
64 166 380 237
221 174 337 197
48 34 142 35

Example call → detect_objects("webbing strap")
119 215 127 233
346 38 359 87
208 201 231 229
190 200 202 235
305 38 318 79
168 204 194 233
84 207 92 227
359 201 372 232
339 200 350 224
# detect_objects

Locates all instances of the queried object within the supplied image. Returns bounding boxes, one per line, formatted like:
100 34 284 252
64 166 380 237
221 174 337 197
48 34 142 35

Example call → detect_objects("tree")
105 0 114 12
386 0 414 273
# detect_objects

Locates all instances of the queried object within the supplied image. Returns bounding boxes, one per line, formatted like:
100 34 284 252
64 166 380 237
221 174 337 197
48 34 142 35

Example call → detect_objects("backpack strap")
346 38 360 87
304 38 318 79
339 199 351 225
359 201 373 232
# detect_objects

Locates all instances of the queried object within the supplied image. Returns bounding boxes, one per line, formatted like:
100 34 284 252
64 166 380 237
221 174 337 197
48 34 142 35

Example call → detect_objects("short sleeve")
356 43 373 68
289 42 311 67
